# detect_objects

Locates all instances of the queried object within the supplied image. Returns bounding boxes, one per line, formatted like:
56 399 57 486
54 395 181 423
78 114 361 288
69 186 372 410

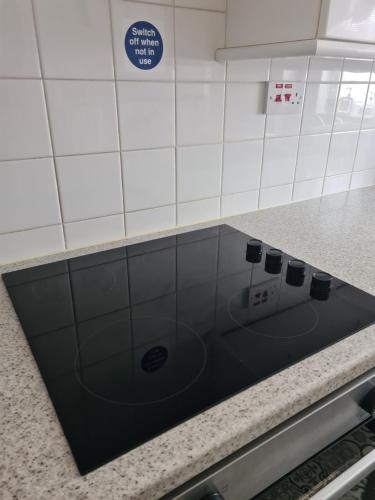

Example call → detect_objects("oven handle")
310 448 375 500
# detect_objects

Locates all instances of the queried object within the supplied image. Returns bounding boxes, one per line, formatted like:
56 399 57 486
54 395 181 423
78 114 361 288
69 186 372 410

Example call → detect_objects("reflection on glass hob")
3 225 375 474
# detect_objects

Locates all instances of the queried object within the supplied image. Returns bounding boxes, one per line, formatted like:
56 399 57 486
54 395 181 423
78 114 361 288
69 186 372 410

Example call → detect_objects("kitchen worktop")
1 187 375 500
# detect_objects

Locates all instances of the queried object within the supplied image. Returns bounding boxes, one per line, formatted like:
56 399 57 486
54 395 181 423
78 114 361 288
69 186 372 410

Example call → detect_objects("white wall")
1 0 375 264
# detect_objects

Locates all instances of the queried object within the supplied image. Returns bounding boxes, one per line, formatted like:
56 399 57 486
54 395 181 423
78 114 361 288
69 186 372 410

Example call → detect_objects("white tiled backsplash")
1 0 375 264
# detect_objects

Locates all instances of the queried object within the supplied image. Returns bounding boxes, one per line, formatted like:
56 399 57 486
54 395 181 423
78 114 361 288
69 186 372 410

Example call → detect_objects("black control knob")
286 259 306 287
310 271 333 301
246 239 263 263
201 494 225 500
361 388 375 415
265 248 283 274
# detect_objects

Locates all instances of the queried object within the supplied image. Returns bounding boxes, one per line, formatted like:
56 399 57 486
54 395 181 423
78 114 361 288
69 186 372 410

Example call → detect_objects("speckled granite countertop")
1 187 375 500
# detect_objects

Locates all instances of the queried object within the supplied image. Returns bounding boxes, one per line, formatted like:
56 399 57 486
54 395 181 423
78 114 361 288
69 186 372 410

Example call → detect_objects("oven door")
165 369 375 500
254 416 375 500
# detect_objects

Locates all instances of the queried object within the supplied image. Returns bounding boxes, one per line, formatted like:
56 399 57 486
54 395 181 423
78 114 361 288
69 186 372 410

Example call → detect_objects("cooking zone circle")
228 289 320 339
75 316 207 406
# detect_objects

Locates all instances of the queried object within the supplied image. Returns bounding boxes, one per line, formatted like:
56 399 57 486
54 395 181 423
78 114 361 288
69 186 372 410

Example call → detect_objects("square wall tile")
34 0 113 79
342 58 372 82
0 0 40 77
334 84 368 132
175 9 225 82
308 57 343 83
56 153 123 223
361 84 375 129
354 130 375 171
117 82 174 150
227 59 270 83
177 83 224 145
326 131 359 176
293 178 323 201
295 134 330 181
123 148 175 211
323 173 351 195
261 136 299 188
111 0 174 81
64 214 125 249
351 169 375 189
126 205 176 236
259 184 293 209
266 112 303 139
270 57 309 82
0 158 61 233
222 140 262 194
225 83 266 141
301 83 339 135
177 198 220 225
0 80 51 161
175 0 226 10
221 190 259 217
45 80 119 156
177 144 222 202
0 226 64 264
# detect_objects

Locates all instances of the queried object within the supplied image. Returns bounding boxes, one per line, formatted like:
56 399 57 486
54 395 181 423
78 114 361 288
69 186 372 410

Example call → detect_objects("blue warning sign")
124 21 163 70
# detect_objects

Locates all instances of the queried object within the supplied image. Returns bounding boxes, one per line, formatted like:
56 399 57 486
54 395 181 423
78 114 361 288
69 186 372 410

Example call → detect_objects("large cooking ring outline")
74 315 208 406
227 289 320 340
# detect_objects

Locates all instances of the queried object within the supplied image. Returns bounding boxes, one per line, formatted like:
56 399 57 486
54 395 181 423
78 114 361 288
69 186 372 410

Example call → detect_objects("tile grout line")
30 0 68 250
0 75 366 85
108 0 128 238
319 58 346 197
348 60 375 190
122 0 226 13
0 223 63 238
291 57 312 201
219 0 228 217
0 211 124 237
3 127 375 166
256 59 272 209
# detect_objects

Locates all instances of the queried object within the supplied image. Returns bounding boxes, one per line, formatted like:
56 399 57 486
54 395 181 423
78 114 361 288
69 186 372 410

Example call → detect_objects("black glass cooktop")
3 225 375 474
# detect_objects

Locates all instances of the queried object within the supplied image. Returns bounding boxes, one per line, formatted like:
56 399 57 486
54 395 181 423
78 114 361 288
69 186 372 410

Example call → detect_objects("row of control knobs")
246 239 332 300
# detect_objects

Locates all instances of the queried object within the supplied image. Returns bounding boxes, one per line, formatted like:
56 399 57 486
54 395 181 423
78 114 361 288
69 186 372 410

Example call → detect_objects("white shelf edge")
215 39 375 61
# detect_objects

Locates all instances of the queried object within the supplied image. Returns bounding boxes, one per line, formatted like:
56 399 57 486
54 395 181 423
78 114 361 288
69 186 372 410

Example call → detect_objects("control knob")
286 259 306 287
246 239 263 263
310 272 332 301
265 248 283 274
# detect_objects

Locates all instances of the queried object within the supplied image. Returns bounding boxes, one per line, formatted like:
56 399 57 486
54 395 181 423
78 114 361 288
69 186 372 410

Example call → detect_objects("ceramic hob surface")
3 225 375 474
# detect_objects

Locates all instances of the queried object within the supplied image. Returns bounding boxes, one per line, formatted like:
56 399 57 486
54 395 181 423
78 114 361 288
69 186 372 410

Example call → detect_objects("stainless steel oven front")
164 369 375 500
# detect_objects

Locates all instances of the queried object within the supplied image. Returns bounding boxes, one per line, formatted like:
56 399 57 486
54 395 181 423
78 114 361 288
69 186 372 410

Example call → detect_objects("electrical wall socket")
266 82 305 115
